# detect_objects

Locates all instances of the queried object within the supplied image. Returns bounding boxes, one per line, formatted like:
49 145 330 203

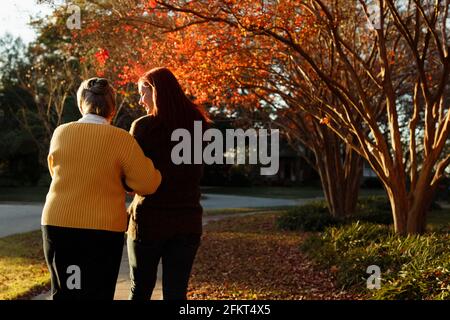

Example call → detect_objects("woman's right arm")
47 126 61 179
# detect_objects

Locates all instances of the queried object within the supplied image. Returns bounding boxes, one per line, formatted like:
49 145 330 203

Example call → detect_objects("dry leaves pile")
187 213 362 300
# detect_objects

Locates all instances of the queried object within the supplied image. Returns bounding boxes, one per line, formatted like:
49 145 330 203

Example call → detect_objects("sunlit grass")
427 208 450 232
204 206 292 216
0 187 49 203
201 186 387 199
0 230 50 300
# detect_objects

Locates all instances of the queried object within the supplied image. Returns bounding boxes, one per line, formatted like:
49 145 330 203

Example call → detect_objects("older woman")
41 77 162 300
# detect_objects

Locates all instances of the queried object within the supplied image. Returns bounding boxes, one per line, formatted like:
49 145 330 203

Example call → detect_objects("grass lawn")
201 186 325 199
0 187 49 203
0 230 50 300
203 206 294 216
201 186 387 199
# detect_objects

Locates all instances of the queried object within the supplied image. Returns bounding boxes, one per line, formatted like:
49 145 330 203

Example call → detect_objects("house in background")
363 161 377 178
262 142 318 186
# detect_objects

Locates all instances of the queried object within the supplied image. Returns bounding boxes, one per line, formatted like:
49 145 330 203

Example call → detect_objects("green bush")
351 196 393 225
372 265 450 300
324 222 391 252
300 234 338 266
300 221 450 299
276 196 392 232
334 244 400 289
276 201 339 232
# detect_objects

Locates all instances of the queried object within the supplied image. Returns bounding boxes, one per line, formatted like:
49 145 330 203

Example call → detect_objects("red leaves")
320 117 330 125
94 48 110 66
83 21 100 35
67 0 318 111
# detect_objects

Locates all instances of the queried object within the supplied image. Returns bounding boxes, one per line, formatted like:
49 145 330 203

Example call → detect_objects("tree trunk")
405 162 437 234
383 166 436 235
315 132 363 218
385 185 408 235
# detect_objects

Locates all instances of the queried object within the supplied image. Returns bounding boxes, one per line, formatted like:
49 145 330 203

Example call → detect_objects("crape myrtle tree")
136 0 449 235
42 0 449 233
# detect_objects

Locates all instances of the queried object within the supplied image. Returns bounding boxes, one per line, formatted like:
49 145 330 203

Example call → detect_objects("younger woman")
127 67 210 300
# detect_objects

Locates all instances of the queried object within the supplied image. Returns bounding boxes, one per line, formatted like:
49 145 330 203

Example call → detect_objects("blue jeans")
127 233 201 300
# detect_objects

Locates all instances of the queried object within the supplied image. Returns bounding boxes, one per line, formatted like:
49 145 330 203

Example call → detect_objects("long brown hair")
139 67 211 130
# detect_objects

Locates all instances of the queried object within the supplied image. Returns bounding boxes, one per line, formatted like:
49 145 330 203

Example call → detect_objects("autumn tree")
135 0 450 234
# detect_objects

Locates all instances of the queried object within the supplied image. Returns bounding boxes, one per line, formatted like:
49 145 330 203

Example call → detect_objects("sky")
0 0 58 44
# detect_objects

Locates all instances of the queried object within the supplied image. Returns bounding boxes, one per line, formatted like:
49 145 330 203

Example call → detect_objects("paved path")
0 203 45 238
0 194 310 300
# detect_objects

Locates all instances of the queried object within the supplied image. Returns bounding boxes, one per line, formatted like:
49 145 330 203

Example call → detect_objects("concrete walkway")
113 212 264 301
0 203 45 238
16 194 312 300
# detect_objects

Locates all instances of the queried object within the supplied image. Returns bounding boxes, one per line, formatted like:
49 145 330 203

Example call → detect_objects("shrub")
371 265 450 300
324 222 392 252
351 196 392 225
300 221 450 299
276 197 393 232
361 177 383 189
299 234 338 267
276 202 339 232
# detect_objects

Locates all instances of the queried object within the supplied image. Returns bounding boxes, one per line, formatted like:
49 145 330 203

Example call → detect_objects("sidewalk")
112 213 256 300
113 241 163 300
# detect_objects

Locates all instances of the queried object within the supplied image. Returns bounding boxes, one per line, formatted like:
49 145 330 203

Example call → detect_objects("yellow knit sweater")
41 122 162 232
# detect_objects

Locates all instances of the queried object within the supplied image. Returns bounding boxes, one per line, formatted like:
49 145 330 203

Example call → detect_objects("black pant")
41 225 124 300
127 234 201 300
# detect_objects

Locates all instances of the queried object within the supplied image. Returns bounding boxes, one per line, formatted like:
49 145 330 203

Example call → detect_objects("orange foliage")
68 0 317 111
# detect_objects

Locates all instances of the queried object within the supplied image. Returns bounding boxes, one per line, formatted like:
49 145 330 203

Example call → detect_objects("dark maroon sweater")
127 114 205 241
